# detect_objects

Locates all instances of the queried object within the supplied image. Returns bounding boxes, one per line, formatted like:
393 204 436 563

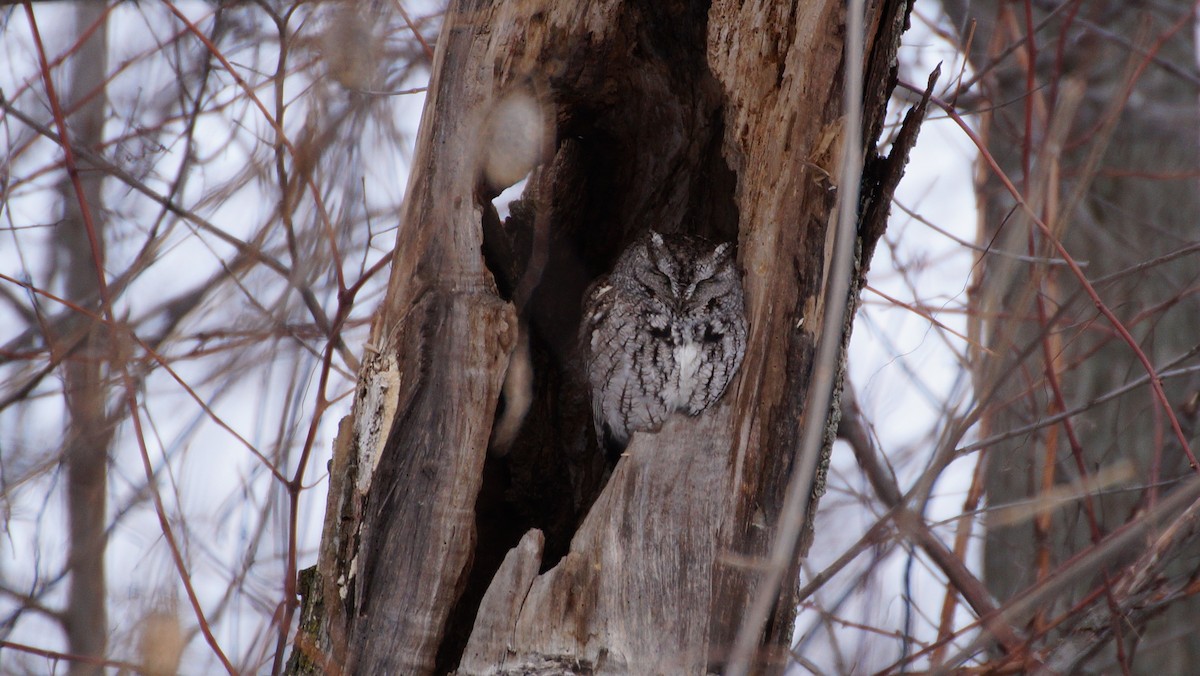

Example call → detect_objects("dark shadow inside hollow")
439 2 740 672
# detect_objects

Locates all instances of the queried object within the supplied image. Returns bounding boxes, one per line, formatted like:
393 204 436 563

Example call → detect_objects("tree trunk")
943 1 1200 670
55 6 113 674
291 0 917 673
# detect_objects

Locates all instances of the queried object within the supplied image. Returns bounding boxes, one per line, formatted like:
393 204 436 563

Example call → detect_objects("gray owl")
581 231 748 454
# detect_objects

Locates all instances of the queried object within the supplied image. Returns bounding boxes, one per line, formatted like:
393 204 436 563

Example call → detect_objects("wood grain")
292 0 916 673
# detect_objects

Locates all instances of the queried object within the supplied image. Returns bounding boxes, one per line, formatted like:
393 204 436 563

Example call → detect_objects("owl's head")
630 230 738 310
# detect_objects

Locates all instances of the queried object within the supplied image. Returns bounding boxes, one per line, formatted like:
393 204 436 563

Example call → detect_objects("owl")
580 230 748 454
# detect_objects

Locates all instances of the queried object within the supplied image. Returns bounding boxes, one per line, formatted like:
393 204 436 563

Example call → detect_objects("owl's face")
633 231 736 312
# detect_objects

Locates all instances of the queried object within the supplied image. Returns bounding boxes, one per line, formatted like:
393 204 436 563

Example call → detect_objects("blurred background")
3 1 1198 673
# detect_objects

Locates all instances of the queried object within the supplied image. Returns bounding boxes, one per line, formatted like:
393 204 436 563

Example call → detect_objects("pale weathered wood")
458 529 545 673
460 413 731 674
292 0 915 673
307 0 526 670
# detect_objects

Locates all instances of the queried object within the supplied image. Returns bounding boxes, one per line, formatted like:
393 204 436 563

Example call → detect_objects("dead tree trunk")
290 1 918 673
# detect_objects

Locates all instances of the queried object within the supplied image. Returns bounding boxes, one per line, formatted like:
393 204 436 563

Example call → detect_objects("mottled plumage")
581 231 747 453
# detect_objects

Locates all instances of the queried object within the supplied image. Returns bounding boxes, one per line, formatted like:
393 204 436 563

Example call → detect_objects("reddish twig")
23 3 113 322
393 0 436 61
0 639 142 672
121 360 237 673
915 93 1200 471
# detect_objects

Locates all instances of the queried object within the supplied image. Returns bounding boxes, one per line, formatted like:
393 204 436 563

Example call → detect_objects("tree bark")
943 1 1200 670
291 0 917 673
55 6 113 675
